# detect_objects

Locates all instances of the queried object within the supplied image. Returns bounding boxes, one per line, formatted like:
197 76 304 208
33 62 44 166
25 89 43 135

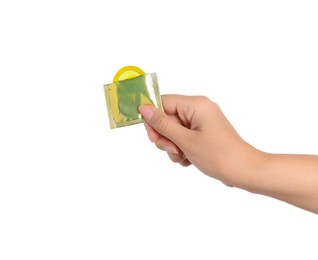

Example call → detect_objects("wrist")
223 142 267 191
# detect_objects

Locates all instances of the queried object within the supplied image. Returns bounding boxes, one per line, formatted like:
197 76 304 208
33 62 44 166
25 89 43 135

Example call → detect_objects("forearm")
235 150 318 214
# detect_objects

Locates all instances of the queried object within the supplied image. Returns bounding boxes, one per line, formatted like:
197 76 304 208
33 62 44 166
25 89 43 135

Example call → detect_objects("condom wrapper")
104 73 163 129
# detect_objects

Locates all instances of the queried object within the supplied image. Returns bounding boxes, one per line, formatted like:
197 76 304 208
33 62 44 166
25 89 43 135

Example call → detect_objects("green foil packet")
104 73 163 129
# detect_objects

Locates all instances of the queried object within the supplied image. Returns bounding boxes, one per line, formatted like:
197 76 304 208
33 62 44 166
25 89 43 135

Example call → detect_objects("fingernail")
139 106 153 120
164 146 179 154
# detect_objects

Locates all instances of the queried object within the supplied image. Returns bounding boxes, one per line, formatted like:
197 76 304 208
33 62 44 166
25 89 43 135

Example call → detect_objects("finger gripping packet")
104 70 163 129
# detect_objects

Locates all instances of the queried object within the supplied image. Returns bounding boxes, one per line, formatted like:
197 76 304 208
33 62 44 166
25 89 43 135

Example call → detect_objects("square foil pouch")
104 73 163 129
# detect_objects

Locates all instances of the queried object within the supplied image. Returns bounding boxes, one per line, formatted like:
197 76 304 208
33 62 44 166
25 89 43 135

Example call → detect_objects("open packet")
103 66 163 129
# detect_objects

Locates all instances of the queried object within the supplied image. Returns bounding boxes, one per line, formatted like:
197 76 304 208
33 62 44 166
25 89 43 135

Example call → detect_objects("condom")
104 66 163 129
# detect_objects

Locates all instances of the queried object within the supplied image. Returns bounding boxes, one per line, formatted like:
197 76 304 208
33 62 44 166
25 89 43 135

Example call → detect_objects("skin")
139 95 318 214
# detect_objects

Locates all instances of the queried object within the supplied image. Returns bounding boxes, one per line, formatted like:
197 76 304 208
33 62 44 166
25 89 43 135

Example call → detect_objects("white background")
0 0 317 259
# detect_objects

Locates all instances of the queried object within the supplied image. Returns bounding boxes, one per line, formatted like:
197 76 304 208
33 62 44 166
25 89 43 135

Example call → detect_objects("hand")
139 94 261 186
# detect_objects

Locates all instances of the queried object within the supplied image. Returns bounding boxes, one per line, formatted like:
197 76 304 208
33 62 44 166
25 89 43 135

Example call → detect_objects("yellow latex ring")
113 65 145 83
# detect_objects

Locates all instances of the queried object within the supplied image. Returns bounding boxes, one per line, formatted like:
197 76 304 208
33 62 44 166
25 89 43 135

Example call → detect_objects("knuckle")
195 95 218 107
155 142 164 151
168 153 183 163
194 96 221 116
194 95 212 104
180 160 191 167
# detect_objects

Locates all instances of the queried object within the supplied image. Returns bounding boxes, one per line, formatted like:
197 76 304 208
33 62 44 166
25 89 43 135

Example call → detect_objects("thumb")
139 105 191 149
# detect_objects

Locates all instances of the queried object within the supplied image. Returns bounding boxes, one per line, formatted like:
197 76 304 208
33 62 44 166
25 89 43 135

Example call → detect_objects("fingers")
151 132 179 153
156 135 191 166
152 135 192 167
139 105 193 150
160 94 194 115
139 95 204 168
167 152 192 167
143 123 191 166
143 122 159 142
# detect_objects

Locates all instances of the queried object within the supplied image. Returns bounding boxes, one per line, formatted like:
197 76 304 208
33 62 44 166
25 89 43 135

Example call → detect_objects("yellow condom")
113 65 145 83
104 66 163 129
